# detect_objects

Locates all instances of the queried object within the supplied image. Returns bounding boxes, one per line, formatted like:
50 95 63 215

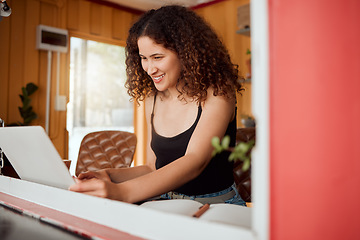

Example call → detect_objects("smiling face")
138 36 182 93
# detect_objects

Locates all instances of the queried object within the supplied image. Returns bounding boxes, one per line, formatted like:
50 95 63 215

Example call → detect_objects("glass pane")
67 37 133 163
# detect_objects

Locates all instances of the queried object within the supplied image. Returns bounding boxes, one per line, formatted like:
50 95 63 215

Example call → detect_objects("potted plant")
7 82 38 126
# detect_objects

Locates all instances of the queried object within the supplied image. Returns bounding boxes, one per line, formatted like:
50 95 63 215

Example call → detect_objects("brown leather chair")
233 127 256 202
75 131 137 176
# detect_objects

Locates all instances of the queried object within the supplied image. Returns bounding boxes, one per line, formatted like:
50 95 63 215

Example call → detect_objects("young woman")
70 5 245 206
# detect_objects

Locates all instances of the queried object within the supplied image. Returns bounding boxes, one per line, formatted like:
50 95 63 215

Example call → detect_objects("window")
67 37 133 166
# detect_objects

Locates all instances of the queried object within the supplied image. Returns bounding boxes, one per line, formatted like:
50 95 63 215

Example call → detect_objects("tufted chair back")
233 127 256 202
75 131 137 177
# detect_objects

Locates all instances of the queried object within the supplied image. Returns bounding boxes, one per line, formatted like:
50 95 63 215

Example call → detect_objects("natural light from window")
67 37 133 164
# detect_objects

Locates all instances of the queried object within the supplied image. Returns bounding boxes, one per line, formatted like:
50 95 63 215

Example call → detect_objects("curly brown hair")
125 5 244 104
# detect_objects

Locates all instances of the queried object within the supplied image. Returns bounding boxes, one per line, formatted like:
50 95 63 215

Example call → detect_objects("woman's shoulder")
202 87 236 106
199 88 236 125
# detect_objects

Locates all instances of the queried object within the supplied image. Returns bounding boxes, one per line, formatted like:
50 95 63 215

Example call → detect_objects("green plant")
211 135 255 171
8 83 38 126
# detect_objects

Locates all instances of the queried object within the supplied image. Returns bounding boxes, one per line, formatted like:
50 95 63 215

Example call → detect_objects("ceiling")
96 0 217 12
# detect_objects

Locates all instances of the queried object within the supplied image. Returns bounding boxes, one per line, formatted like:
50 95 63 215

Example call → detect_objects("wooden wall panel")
67 0 79 30
37 51 48 128
112 10 134 41
24 0 41 125
8 0 26 122
78 0 90 33
111 10 122 40
195 0 252 127
0 16 10 120
40 2 57 26
202 3 228 38
101 6 112 38
90 3 101 35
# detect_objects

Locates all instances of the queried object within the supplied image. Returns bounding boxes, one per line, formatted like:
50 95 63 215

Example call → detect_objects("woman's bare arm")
72 96 156 186
111 93 236 203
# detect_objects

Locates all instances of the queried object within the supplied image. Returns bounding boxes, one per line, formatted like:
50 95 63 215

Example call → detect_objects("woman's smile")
152 74 165 83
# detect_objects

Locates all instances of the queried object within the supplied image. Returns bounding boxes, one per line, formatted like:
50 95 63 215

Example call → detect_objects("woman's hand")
77 169 111 182
70 169 121 199
69 178 120 200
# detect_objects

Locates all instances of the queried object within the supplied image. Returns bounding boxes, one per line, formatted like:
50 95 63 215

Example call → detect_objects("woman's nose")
147 61 157 75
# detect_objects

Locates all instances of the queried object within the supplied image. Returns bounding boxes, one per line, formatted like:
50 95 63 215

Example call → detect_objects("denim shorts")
161 183 247 206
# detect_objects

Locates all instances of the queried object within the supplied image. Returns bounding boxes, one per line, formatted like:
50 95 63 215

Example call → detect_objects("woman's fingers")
69 178 100 192
69 178 112 198
77 170 111 182
77 171 97 180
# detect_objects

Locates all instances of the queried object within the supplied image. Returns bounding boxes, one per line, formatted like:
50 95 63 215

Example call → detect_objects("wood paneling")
78 0 90 33
24 0 40 126
90 3 101 35
112 10 135 41
0 12 10 120
8 0 26 122
67 0 79 30
195 0 252 127
101 6 112 38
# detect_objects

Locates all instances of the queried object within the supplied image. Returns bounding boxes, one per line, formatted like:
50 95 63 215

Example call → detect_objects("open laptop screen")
0 126 74 189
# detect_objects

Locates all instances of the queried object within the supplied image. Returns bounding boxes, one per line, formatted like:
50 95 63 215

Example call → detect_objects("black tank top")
151 94 235 195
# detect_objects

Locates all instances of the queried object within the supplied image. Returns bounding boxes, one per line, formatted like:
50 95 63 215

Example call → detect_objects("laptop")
0 126 75 189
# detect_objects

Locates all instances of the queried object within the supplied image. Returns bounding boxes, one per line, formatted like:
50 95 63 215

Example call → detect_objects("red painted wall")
269 0 360 239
